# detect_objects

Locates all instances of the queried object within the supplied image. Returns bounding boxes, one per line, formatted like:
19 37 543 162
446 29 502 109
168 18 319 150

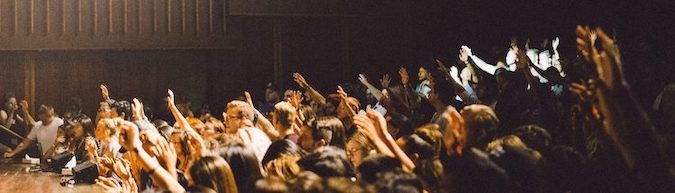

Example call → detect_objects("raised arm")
294 73 326 105
244 91 279 141
462 46 498 75
358 74 384 100
166 89 192 132
19 100 35 128
366 108 415 171
119 121 185 193
576 25 674 189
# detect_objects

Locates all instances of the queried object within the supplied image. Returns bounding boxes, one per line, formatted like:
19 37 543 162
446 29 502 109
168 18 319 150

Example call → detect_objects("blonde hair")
414 123 443 157
226 100 254 121
273 102 297 129
264 154 301 181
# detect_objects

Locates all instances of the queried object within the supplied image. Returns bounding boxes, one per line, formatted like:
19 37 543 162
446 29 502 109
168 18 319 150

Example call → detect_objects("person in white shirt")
225 100 271 162
4 105 63 158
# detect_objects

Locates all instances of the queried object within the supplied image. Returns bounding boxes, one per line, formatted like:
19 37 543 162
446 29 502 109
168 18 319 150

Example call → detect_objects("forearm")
168 103 192 131
362 82 384 100
22 110 35 128
305 87 326 105
383 133 415 171
10 140 34 155
252 108 279 140
469 55 497 75
131 147 185 193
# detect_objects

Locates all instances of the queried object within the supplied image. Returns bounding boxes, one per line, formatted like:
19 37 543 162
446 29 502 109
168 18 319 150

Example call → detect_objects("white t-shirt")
27 117 64 155
238 127 271 162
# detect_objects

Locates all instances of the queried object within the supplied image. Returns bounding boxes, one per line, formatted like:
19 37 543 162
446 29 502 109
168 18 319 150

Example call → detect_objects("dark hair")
262 139 306 168
188 155 239 193
310 117 346 149
111 100 132 120
489 145 544 193
298 146 355 178
513 125 552 152
543 146 586 193
305 177 368 193
443 148 511 193
1 92 16 109
254 177 288 193
375 168 424 193
403 134 435 161
356 154 402 184
74 114 94 136
217 142 263 193
153 119 174 140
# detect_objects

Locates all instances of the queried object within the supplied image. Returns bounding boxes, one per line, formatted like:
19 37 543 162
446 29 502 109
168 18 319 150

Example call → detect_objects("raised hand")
380 74 391 88
100 85 110 101
289 90 304 108
119 121 142 152
552 37 560 50
167 89 175 106
19 100 28 112
293 73 310 89
337 86 348 100
441 107 464 153
85 137 98 155
353 114 378 137
131 98 147 121
112 158 132 181
513 46 529 70
399 67 409 85
153 136 177 173
569 80 595 103
365 107 389 138
458 48 469 63
576 25 624 90
186 130 207 158
358 74 370 85
244 91 254 107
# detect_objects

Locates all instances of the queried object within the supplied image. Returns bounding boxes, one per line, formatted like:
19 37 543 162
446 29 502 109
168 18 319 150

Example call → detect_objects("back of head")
489 145 544 193
254 177 288 193
414 124 443 158
311 116 347 149
513 125 552 152
443 148 511 193
460 104 499 149
111 100 131 120
218 141 263 193
298 146 354 178
272 102 297 129
375 168 424 193
306 177 368 193
356 154 402 184
262 139 306 168
264 154 301 181
188 155 239 193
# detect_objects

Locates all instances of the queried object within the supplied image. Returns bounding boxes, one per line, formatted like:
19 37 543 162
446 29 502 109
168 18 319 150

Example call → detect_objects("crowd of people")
1 25 673 193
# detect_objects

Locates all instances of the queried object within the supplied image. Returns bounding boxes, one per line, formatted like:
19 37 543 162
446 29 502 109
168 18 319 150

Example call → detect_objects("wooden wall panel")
0 0 231 50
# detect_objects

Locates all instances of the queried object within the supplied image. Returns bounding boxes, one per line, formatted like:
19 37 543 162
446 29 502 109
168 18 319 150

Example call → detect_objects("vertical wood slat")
62 0 66 34
13 0 17 34
180 0 184 33
30 0 34 34
78 0 81 33
138 0 142 33
108 0 112 33
1 0 3 33
153 0 157 33
94 0 97 34
208 0 212 33
124 0 127 34
46 0 50 34
194 0 198 33
167 0 171 33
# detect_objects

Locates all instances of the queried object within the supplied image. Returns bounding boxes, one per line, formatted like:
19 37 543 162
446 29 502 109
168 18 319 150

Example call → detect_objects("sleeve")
26 123 40 141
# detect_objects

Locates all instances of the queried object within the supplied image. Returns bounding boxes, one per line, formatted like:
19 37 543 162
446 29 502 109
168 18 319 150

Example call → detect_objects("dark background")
0 0 673 118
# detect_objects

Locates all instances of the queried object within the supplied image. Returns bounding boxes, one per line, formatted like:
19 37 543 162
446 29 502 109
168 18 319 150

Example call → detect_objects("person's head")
217 142 263 193
305 177 368 193
264 154 302 181
265 84 281 103
169 130 191 170
2 93 18 112
513 125 552 152
36 104 57 123
489 144 544 193
399 134 434 163
271 102 297 133
71 114 94 139
153 119 174 140
187 155 239 193
298 146 355 178
346 131 374 167
356 154 402 184
375 168 424 193
299 116 346 151
418 66 430 81
414 123 443 158
262 139 306 168
443 148 511 193
254 177 289 193
336 97 359 119
95 118 122 141
225 100 254 131
110 100 131 120
460 104 499 149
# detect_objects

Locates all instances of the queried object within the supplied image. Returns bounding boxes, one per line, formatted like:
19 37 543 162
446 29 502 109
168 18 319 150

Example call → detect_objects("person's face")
346 139 365 167
73 123 85 138
298 125 316 151
337 102 350 119
97 102 114 119
4 98 18 111
283 90 294 101
418 67 429 81
225 108 245 130
265 89 280 102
